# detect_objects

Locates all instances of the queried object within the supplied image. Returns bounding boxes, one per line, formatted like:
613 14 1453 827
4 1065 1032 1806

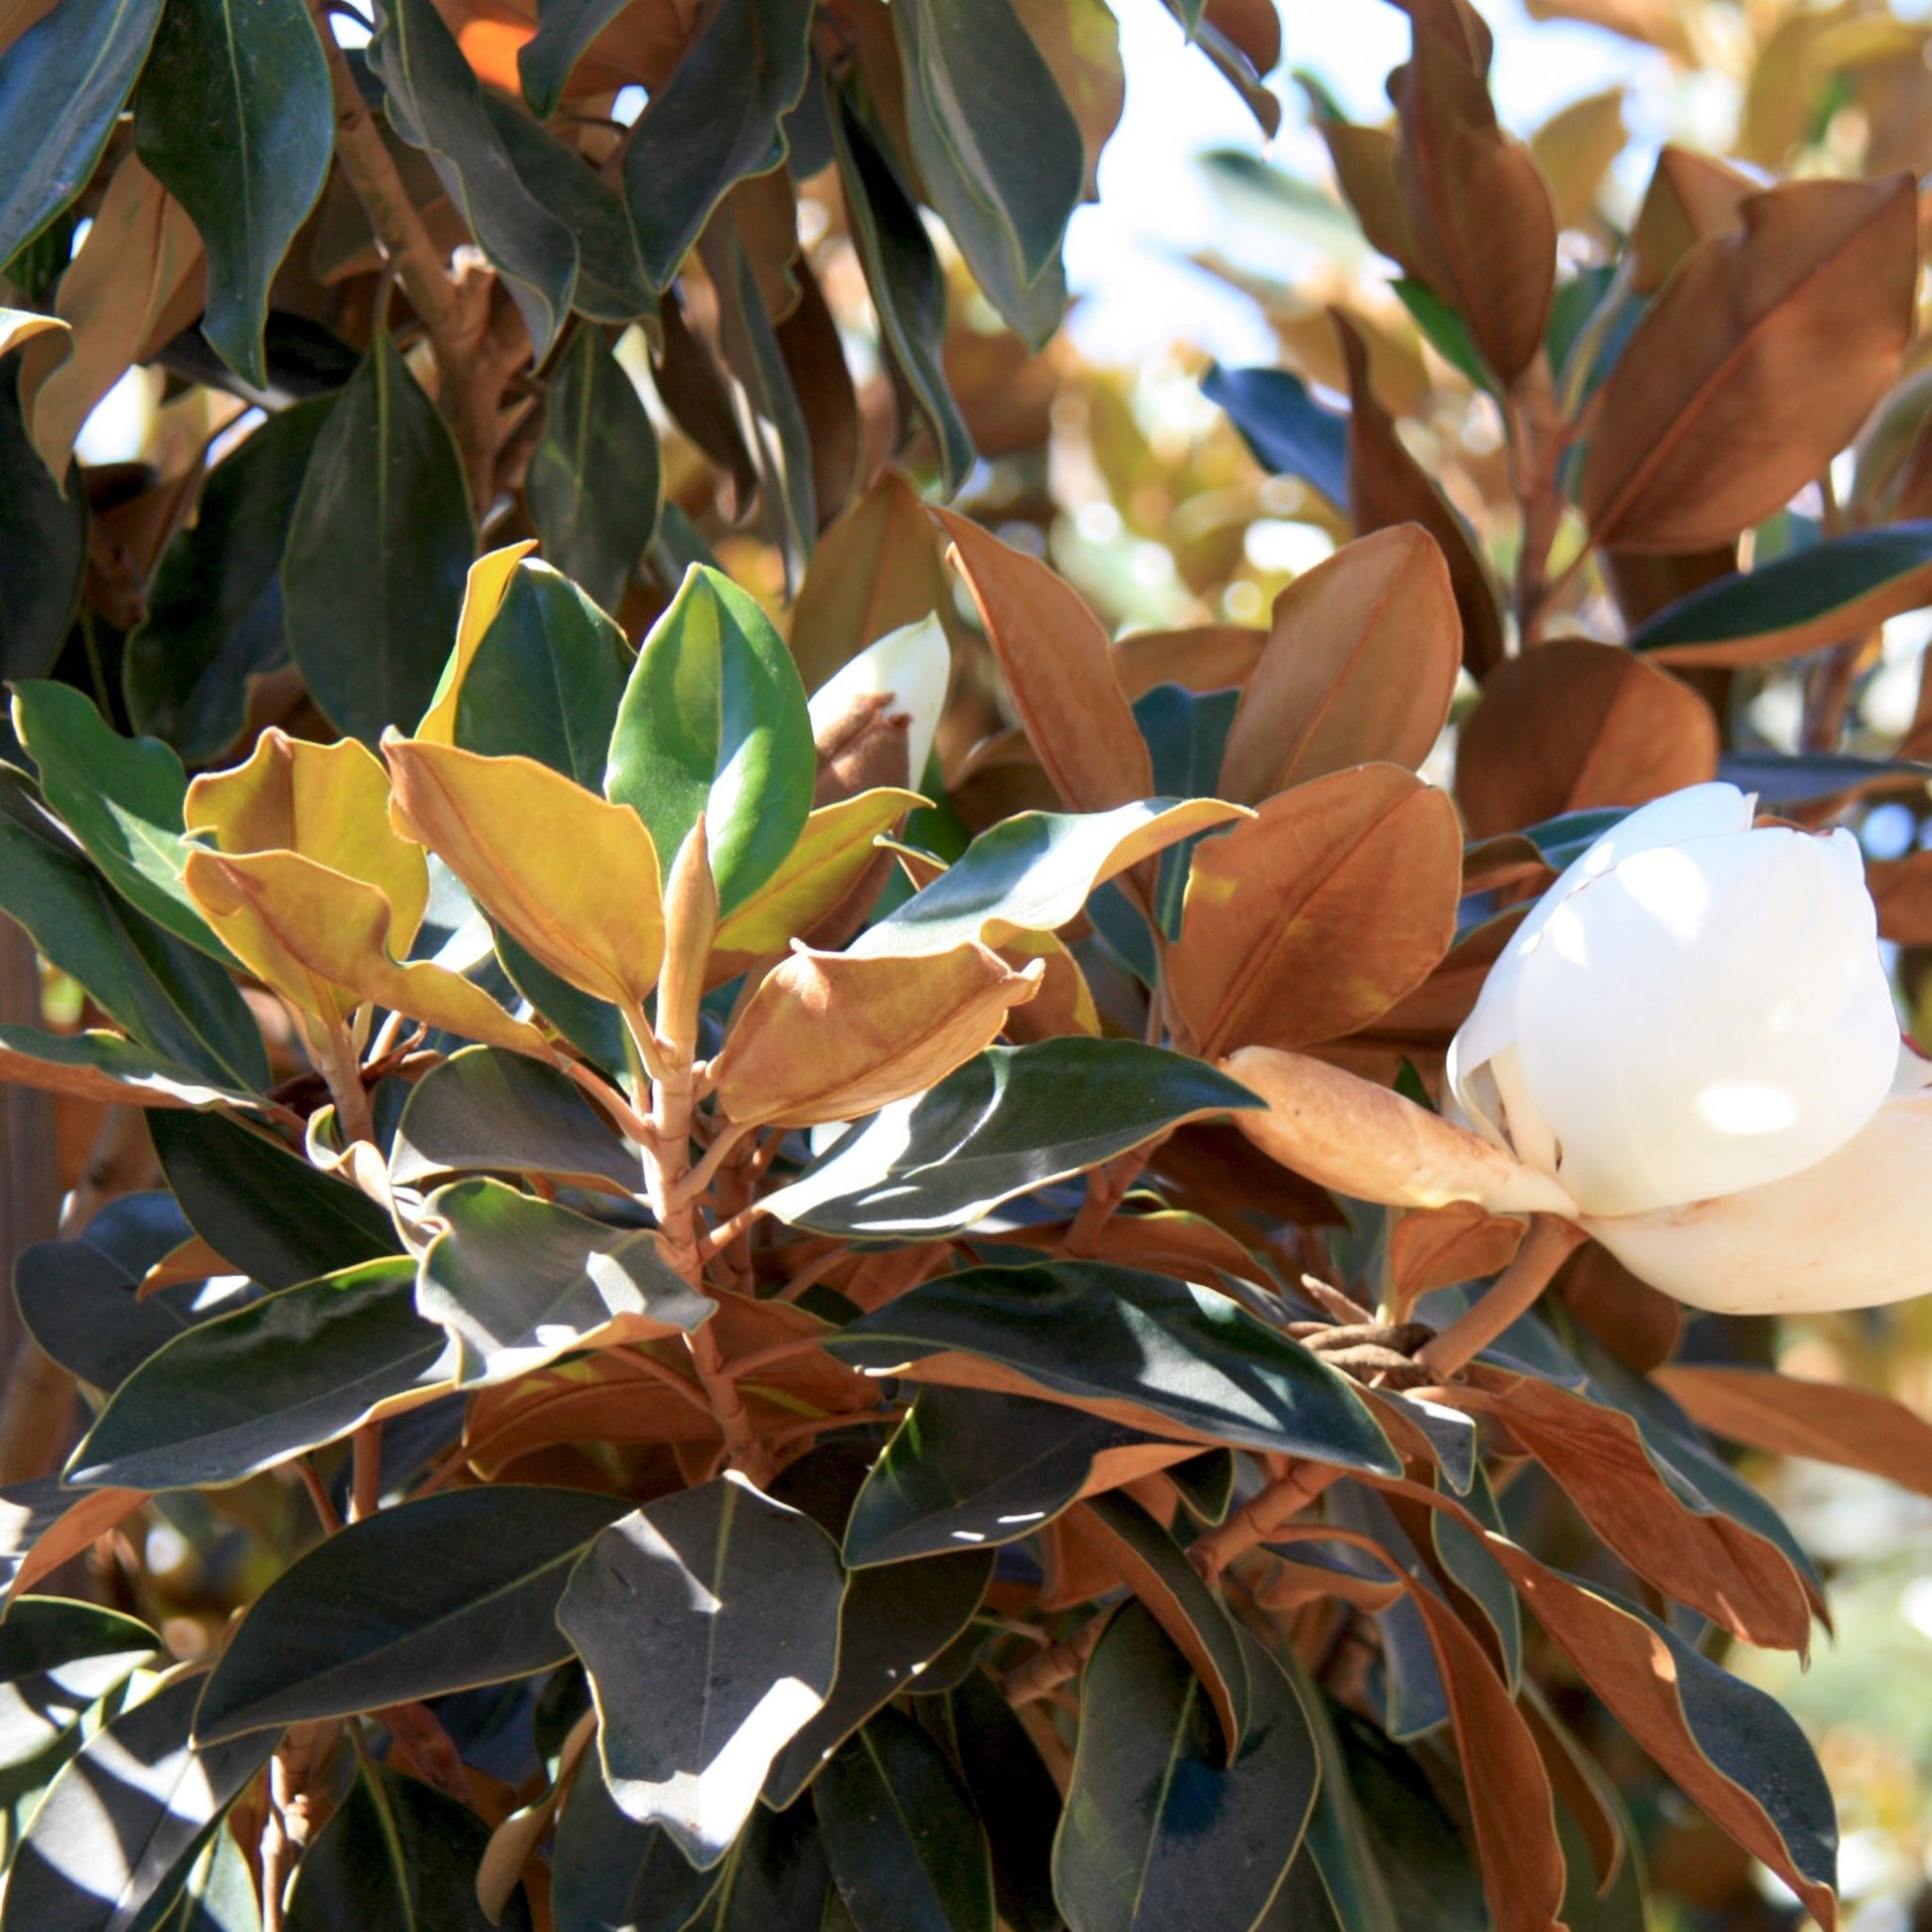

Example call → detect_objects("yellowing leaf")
186 729 429 953
707 786 926 985
711 942 1043 1127
415 541 541 744
184 848 549 1055
0 308 67 357
384 737 665 1012
1169 764 1461 1057
998 929 1100 1042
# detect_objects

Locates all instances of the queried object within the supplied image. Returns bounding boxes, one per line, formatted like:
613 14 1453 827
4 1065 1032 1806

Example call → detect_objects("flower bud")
807 616 950 804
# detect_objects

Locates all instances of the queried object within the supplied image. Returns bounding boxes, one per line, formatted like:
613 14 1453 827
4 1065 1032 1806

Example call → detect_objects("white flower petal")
1511 824 1897 1215
1587 1066 1932 1312
806 615 951 789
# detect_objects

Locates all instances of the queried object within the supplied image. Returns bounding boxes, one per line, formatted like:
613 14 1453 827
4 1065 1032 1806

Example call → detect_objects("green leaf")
0 1023 245 1109
390 1044 636 1192
845 1384 1160 1568
827 89 971 493
1171 1449 1236 1526
0 767 268 1092
417 1177 712 1387
931 1671 1061 1932
764 1040 1259 1238
14 1189 254 1395
11 681 227 961
369 0 576 356
1629 520 1932 664
518 0 633 117
0 363 85 679
1392 279 1491 391
0 0 165 268
126 394 333 762
1428 1468 1521 1692
1200 364 1350 510
526 330 661 618
133 0 333 386
619 0 815 290
816 1708 994 1932
0 1598 160 1773
687 1796 834 1931
148 1108 398 1290
66 1258 445 1491
0 1674 276 1932
550 1775 721 1932
605 563 815 909
1718 748 1932 806
829 1261 1402 1471
285 1763 532 1932
483 96 650 323
852 803 1239 960
147 1825 260 1932
451 557 633 785
892 0 1080 346
493 925 627 1072
195 1487 626 1740
1052 1605 1318 1932
764 1548 992 1807
557 1474 847 1866
281 329 477 745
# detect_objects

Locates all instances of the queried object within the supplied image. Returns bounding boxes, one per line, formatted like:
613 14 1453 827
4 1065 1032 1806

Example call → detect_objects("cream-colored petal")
807 616 951 790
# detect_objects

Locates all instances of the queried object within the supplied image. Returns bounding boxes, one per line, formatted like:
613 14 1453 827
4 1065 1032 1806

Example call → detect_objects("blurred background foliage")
14 0 1932 1923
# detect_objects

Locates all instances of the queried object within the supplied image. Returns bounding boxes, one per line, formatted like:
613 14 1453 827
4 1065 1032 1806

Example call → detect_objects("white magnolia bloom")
1449 782 1929 1313
806 615 950 790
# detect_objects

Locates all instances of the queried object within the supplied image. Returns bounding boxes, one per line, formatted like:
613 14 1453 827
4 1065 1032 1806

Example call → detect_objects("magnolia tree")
5 0 1932 1924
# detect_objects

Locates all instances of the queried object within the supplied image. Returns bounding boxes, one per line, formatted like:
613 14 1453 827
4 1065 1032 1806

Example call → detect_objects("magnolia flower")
1229 783 1932 1314
807 616 950 796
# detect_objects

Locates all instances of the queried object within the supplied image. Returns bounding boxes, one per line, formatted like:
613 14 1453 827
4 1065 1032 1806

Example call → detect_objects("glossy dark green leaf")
765 1548 991 1807
1170 1449 1235 1526
0 768 268 1092
0 1023 245 1107
1275 1665 1403 1932
148 1108 398 1291
929 1671 1061 1932
845 1385 1158 1569
369 0 575 355
483 96 650 322
0 0 165 268
389 1044 636 1192
66 1257 443 1491
705 217 814 584
1079 1489 1250 1754
145 1824 260 1932
0 1674 276 1932
0 362 85 679
831 1262 1401 1471
125 396 332 762
11 681 226 961
550 1774 721 1932
281 329 476 744
526 330 660 618
605 563 815 910
1131 683 1239 938
764 1040 1259 1239
619 0 815 290
196 1487 625 1740
451 557 632 784
1426 1468 1521 1691
557 1475 846 1865
134 0 332 385
830 89 971 493
284 1763 531 1932
1320 1487 1446 1740
517 0 631 117
1629 520 1932 664
1199 365 1350 510
817 1708 993 1932
493 925 626 1072
417 1178 710 1387
1052 1606 1316 1932
892 0 1080 346
1392 280 1490 390
1718 749 1932 806
0 1598 160 1773
689 1795 834 1932
14 1189 256 1394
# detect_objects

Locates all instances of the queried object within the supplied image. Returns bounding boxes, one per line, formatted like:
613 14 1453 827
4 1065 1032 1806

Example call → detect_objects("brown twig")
1190 1459 1346 1581
349 1423 381 1523
1002 1606 1113 1707
1062 1145 1154 1257
1415 1212 1586 1380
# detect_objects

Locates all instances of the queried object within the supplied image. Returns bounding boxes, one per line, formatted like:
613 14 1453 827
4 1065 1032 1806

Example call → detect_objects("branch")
1416 1213 1586 1380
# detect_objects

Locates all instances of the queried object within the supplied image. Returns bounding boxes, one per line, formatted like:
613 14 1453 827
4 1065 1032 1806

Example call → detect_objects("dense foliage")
5 0 1932 1925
